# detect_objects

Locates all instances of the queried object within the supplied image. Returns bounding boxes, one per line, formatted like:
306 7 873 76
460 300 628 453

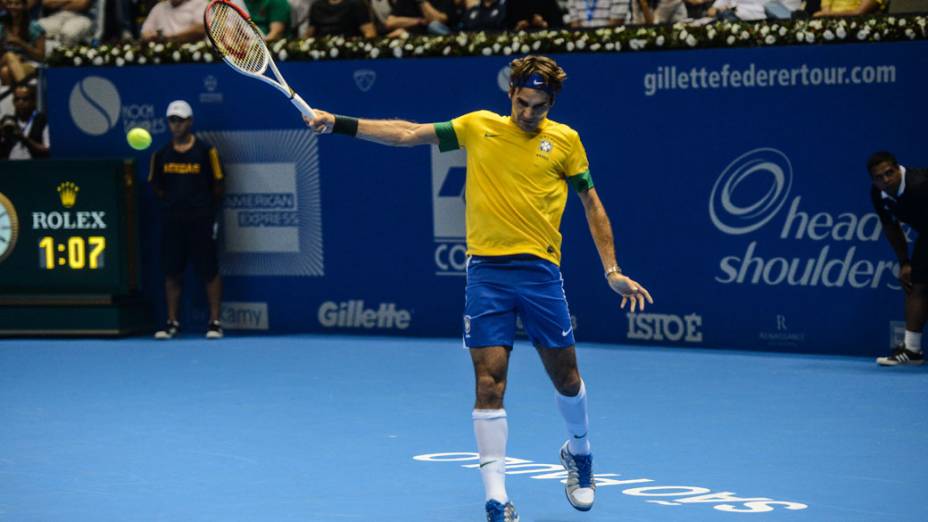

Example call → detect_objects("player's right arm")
304 109 439 147
871 188 912 292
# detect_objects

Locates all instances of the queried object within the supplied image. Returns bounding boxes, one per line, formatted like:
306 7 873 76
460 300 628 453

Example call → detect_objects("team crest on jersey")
539 139 553 153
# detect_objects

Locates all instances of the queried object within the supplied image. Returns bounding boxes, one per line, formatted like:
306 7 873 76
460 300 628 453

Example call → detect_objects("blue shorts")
464 255 576 349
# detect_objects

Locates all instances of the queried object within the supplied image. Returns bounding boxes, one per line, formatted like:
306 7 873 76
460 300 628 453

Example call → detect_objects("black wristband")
901 259 911 266
332 115 359 137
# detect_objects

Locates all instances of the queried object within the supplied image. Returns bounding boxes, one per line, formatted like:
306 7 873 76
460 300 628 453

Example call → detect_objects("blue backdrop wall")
45 41 928 355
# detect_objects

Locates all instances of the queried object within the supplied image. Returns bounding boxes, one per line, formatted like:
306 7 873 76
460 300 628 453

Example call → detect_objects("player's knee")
475 374 505 407
555 369 581 396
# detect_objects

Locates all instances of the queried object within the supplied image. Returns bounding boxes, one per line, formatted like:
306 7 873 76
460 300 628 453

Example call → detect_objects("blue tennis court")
1 335 925 521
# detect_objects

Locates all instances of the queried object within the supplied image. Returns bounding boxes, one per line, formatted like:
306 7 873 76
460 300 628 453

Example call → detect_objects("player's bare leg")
471 346 518 521
537 345 595 511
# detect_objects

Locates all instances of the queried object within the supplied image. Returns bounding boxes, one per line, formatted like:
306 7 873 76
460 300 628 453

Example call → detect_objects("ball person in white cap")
149 100 226 339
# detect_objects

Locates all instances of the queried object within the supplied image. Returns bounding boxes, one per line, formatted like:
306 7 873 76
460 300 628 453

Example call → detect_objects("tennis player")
305 55 652 522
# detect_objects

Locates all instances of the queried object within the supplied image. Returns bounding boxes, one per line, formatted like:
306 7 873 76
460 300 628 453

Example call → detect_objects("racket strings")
206 4 267 74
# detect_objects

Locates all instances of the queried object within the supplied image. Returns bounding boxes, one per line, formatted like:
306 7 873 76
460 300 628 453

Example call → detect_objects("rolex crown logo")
57 181 79 208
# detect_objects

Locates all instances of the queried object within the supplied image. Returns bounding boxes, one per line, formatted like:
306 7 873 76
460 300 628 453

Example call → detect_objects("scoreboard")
0 160 146 335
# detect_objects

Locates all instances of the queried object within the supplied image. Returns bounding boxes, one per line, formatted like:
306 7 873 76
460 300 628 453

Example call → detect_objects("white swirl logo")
68 76 121 136
709 148 793 235
497 65 511 92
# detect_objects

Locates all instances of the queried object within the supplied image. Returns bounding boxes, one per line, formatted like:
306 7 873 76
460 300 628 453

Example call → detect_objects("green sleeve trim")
434 121 460 152
568 170 594 192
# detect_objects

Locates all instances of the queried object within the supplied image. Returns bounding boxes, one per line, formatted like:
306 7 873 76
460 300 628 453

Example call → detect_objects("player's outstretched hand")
304 110 335 134
607 273 654 313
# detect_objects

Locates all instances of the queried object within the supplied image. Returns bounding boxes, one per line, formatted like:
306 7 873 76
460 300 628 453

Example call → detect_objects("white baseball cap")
166 100 193 119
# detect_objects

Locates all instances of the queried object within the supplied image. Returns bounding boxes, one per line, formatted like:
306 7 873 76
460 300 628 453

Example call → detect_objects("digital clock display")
38 236 106 270
0 160 139 295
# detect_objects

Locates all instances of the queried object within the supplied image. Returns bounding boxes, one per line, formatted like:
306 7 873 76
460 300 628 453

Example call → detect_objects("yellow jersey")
435 110 591 265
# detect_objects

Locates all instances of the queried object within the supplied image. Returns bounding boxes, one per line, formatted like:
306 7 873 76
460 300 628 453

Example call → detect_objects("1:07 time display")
38 236 106 270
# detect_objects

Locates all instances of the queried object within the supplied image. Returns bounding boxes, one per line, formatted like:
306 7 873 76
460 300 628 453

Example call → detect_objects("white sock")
556 380 591 456
904 331 923 353
473 409 508 503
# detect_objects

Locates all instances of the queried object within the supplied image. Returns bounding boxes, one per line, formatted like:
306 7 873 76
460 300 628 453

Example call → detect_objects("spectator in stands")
149 100 225 340
391 0 455 35
626 0 655 24
370 0 427 37
683 0 712 18
709 0 802 18
566 0 626 27
506 0 564 30
101 0 136 41
707 0 767 19
305 0 376 38
37 0 95 46
813 0 883 16
0 84 49 159
1 0 45 87
140 0 208 43
289 0 314 40
461 0 506 31
244 0 291 40
652 0 686 22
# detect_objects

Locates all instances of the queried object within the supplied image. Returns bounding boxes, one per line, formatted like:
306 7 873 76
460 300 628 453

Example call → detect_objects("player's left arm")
576 187 653 312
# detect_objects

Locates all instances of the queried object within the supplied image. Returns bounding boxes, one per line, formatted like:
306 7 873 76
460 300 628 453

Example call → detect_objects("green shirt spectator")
244 0 291 40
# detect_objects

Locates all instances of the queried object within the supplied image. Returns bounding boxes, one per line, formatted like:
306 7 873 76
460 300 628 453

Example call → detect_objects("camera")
1 115 19 140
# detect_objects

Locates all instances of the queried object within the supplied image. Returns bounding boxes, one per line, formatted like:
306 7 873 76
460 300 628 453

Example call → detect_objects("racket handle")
291 93 316 120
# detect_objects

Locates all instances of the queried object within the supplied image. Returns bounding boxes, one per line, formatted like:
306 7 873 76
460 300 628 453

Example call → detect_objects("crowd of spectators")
0 0 908 159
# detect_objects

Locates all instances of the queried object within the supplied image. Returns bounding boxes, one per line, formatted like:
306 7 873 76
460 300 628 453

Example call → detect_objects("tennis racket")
203 0 316 119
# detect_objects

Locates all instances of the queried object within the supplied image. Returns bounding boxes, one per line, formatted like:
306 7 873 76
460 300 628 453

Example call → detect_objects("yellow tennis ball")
127 127 152 151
